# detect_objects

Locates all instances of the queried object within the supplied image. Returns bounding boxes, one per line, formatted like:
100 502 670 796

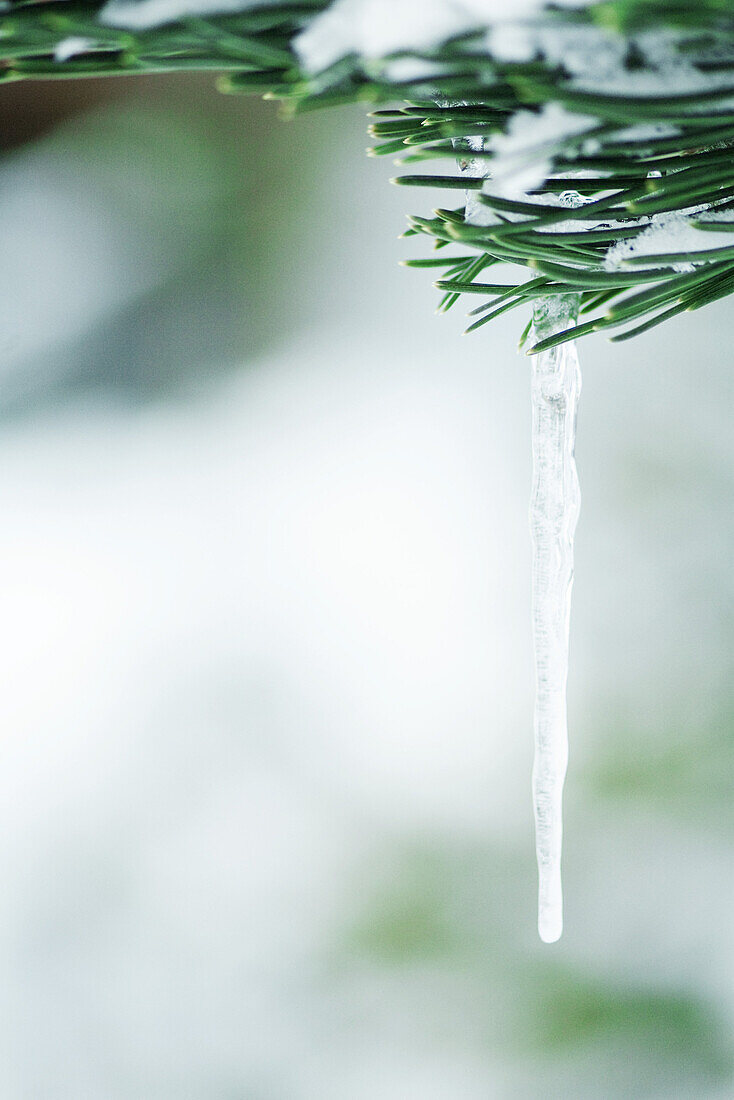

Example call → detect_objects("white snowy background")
0 75 732 1098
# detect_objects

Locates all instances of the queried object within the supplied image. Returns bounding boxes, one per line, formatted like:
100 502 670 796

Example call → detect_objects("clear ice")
530 294 581 944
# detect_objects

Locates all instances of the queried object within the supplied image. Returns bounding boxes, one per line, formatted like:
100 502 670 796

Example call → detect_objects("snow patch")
491 20 734 96
380 57 444 84
605 211 734 272
54 37 96 62
101 0 273 30
485 105 596 200
296 0 588 74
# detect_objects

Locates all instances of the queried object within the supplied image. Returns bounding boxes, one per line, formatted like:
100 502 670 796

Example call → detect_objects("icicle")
530 293 581 944
455 134 583 943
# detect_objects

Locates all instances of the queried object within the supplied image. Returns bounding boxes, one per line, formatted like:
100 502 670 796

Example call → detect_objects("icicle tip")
538 912 563 944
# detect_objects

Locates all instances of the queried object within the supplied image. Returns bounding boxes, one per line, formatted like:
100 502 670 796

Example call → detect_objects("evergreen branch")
0 0 733 345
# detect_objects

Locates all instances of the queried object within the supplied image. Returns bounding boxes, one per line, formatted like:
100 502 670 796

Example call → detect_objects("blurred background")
0 72 732 1098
